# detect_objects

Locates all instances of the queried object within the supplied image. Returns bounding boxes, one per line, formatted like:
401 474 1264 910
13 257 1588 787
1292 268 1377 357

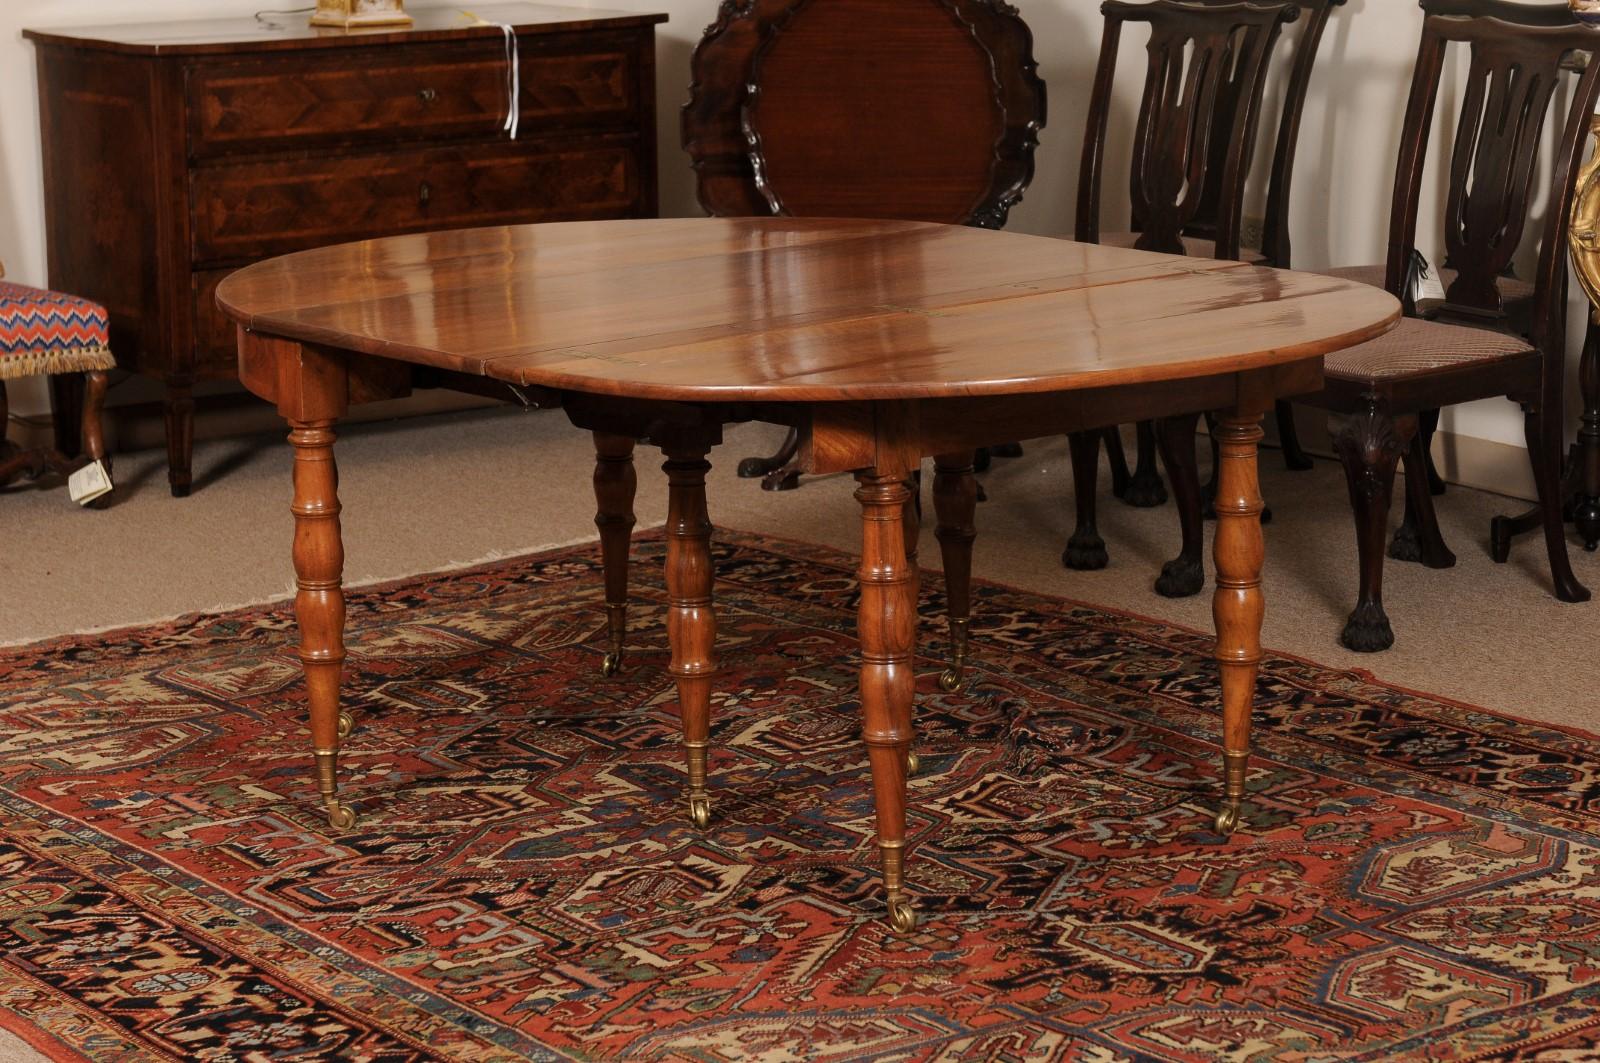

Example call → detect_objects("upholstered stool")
0 277 115 502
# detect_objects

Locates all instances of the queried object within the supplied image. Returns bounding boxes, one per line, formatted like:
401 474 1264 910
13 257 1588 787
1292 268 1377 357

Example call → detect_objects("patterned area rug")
4 531 1600 1062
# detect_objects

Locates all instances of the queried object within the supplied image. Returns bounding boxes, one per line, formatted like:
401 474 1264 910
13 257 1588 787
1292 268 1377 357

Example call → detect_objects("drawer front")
187 35 639 157
191 139 642 264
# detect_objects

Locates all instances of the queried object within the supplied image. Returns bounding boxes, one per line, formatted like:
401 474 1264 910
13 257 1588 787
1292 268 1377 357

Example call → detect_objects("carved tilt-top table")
217 218 1398 931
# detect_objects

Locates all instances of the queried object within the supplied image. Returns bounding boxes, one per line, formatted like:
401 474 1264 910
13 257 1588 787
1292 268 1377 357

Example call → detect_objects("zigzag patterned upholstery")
0 281 116 380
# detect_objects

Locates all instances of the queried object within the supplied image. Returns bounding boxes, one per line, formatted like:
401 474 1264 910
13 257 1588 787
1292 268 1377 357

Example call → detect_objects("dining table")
216 217 1399 932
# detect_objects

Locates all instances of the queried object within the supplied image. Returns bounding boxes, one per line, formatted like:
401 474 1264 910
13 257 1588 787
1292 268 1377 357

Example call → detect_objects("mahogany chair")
1063 0 1305 583
0 264 114 502
587 0 1047 701
1168 2 1599 652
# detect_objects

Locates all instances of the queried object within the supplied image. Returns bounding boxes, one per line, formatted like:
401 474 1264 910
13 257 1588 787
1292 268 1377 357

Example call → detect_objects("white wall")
0 0 1588 452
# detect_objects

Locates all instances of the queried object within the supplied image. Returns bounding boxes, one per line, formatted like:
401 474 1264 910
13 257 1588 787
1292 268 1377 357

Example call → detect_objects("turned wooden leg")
933 452 978 695
290 419 355 830
593 432 637 678
1331 399 1414 653
662 438 718 829
1064 430 1109 570
1155 413 1206 598
902 473 924 777
856 469 918 933
1122 420 1169 507
1390 432 1455 569
1276 399 1314 471
165 374 195 498
1575 318 1600 551
1210 413 1266 836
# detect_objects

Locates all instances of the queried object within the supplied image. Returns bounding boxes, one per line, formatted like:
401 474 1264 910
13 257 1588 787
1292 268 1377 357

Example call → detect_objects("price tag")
1408 251 1447 304
68 460 113 506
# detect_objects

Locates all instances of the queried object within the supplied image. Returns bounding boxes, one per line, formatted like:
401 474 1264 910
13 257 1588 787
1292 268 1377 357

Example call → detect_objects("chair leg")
593 432 637 678
1388 432 1454 569
1419 407 1447 496
933 453 978 694
1064 430 1109 570
1155 413 1206 598
1121 420 1169 507
989 442 1024 459
737 427 802 492
1331 399 1415 653
1491 404 1591 604
1574 317 1600 551
1103 426 1132 500
1275 399 1314 471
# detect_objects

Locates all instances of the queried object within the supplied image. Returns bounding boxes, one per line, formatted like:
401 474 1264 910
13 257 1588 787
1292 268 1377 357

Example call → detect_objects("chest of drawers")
26 3 666 495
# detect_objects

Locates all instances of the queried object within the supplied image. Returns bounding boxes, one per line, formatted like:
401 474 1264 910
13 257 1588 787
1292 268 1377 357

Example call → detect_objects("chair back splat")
1076 0 1301 261
1388 5 1600 366
682 0 1046 228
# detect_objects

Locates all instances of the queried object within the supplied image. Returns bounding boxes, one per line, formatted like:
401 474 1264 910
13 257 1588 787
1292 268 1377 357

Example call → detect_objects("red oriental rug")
3 531 1600 1062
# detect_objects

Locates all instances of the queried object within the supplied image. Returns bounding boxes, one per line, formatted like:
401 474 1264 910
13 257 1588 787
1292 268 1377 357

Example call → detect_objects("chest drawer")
186 35 639 157
190 138 642 264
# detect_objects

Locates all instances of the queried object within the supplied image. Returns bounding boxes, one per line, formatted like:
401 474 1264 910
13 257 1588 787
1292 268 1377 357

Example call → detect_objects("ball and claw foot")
1388 524 1422 564
905 751 920 777
326 801 357 831
601 651 622 678
1121 471 1168 508
885 895 918 934
1155 557 1205 599
688 795 712 830
1340 602 1395 653
336 711 354 740
1062 531 1109 571
1213 799 1242 836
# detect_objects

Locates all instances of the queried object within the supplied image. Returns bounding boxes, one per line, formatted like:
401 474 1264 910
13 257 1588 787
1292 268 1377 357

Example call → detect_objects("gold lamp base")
310 0 413 29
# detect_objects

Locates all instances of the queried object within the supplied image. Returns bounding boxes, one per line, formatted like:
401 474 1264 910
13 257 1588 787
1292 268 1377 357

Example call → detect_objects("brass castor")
938 667 963 694
327 801 357 831
688 795 712 830
337 711 354 740
905 751 921 777
885 895 918 934
601 651 622 678
1213 799 1242 836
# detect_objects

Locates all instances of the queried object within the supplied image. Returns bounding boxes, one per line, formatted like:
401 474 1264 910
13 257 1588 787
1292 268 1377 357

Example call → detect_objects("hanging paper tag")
1408 250 1447 304
68 460 113 506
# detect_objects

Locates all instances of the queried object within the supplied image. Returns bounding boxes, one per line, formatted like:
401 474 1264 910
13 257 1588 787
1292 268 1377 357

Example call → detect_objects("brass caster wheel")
1213 801 1241 837
601 652 621 678
688 795 712 830
905 751 921 777
326 802 357 831
885 896 918 934
938 668 964 694
337 711 354 740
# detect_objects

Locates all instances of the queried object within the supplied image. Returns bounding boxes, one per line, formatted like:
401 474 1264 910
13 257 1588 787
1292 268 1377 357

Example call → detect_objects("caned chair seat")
1097 231 1271 264
1324 315 1534 384
1322 263 1536 314
0 281 115 380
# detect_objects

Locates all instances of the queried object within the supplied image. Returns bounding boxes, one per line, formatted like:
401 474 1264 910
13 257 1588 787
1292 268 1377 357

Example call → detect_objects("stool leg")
81 370 112 479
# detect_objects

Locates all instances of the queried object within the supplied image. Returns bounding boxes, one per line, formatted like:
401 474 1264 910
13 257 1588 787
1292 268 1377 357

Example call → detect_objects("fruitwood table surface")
217 217 1399 932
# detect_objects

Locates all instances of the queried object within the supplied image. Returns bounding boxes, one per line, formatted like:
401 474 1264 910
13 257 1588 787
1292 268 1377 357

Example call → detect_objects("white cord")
461 10 520 140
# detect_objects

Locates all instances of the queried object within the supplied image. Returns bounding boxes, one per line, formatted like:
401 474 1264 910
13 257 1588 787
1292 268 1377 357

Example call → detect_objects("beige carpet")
4 405 1596 727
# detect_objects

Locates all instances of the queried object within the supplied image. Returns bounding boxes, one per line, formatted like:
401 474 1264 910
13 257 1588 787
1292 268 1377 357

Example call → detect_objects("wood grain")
217 218 1399 403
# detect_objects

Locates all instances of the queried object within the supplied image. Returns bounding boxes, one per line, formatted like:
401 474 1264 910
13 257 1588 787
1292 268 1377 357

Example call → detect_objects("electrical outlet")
1241 215 1266 254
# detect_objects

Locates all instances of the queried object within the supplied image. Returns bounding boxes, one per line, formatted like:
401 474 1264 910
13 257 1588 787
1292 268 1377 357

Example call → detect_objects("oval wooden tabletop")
217 217 1401 402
